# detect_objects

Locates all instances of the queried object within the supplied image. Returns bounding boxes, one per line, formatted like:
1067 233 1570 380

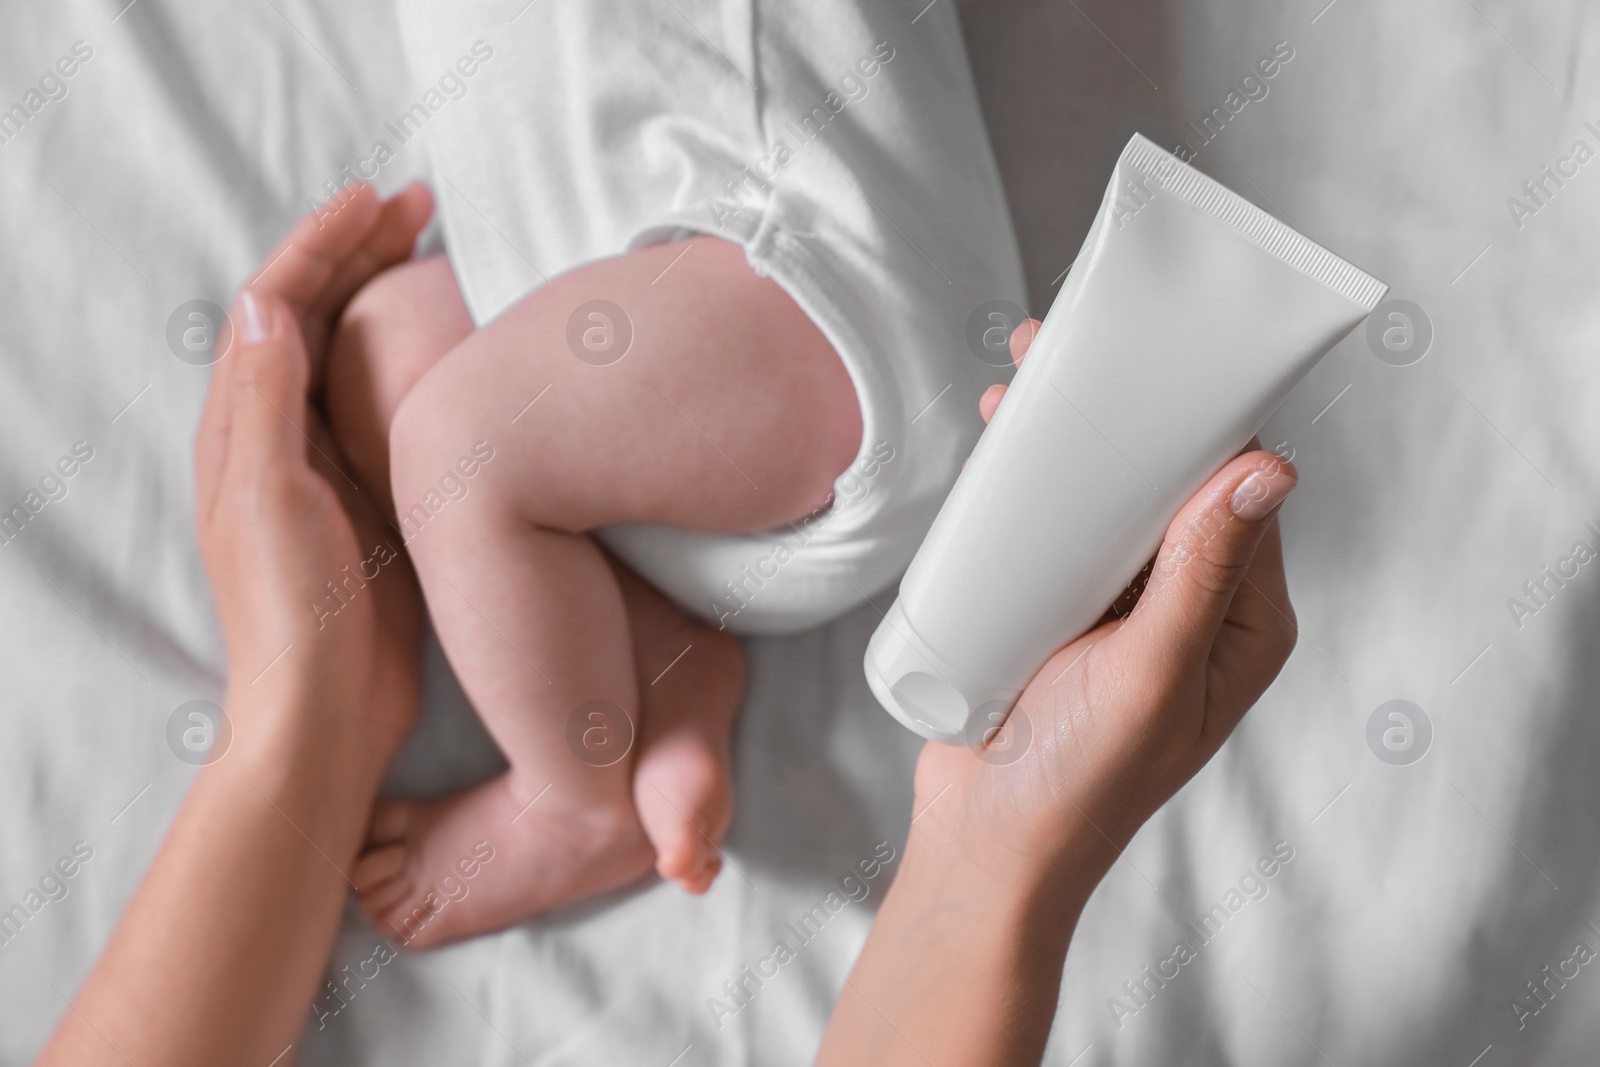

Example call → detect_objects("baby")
327 0 1028 947
330 223 860 945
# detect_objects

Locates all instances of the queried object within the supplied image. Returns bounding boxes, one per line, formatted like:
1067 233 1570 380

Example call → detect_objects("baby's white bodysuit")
396 0 1027 634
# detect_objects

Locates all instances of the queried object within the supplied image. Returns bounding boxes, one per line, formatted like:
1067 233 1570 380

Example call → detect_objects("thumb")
1121 451 1297 664
220 289 313 489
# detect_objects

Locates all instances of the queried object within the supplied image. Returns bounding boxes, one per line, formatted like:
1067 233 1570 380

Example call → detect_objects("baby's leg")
607 544 745 895
334 257 662 943
324 247 793 943
353 555 746 945
373 236 857 942
325 255 474 516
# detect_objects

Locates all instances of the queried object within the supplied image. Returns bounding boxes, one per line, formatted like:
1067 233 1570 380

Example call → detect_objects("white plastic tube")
864 133 1387 745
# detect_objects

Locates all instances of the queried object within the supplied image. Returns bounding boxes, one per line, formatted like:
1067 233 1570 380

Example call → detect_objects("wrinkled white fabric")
5 0 1599 1065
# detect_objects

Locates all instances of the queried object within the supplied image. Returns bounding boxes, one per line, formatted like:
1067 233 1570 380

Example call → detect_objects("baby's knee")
328 257 473 486
388 359 503 547
334 257 471 412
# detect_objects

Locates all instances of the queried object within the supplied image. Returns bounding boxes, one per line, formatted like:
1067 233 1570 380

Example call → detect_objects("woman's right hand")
818 320 1302 1067
920 318 1300 885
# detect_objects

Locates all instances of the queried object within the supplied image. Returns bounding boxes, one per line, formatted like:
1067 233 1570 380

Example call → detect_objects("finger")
1008 317 1041 367
195 293 285 526
978 319 1040 425
979 383 1006 423
353 844 408 892
306 412 409 565
220 290 314 487
247 184 432 390
242 182 428 329
1089 428 1266 625
193 345 235 527
245 183 385 316
311 182 433 328
1120 451 1298 668
1203 512 1297 740
302 413 365 499
198 187 389 508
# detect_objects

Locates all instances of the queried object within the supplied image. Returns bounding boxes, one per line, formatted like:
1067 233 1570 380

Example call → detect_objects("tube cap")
863 599 1023 745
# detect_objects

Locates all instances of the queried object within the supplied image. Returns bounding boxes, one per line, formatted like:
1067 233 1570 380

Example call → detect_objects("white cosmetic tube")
865 133 1387 745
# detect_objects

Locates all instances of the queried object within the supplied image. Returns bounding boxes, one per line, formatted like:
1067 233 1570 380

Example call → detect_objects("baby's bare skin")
326 200 860 946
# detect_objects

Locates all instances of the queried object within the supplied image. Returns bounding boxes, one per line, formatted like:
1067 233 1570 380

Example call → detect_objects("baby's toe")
366 798 416 846
677 854 723 895
355 842 419 927
354 843 408 893
358 874 416 923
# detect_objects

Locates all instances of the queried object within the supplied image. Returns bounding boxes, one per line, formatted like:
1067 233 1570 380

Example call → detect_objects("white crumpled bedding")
3 0 1599 1064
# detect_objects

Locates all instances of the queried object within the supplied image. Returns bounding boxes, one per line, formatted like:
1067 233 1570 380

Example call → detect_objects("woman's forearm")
38 674 386 1066
816 816 1114 1067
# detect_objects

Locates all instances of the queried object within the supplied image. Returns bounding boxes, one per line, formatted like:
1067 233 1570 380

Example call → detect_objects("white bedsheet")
4 1 1600 1065
0 4 918 1064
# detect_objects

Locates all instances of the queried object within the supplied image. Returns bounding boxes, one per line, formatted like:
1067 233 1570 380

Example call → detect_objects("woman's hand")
37 183 435 1067
920 318 1298 883
818 319 1299 1067
195 182 433 760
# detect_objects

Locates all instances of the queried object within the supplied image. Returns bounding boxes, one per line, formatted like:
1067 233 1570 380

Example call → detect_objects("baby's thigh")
392 237 863 535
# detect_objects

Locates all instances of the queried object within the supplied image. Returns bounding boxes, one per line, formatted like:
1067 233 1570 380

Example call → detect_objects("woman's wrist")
907 746 1123 910
818 775 1115 1066
902 793 1111 936
216 675 389 848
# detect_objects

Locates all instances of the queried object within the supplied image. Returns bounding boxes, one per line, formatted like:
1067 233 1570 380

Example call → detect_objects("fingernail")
1228 463 1298 521
240 291 270 343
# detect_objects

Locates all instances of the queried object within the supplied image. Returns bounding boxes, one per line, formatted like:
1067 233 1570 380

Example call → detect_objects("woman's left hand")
39 183 437 1067
194 182 433 759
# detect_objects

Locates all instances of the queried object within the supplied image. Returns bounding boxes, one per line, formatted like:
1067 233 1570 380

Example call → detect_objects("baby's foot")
353 772 652 948
625 595 747 895
355 567 746 943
